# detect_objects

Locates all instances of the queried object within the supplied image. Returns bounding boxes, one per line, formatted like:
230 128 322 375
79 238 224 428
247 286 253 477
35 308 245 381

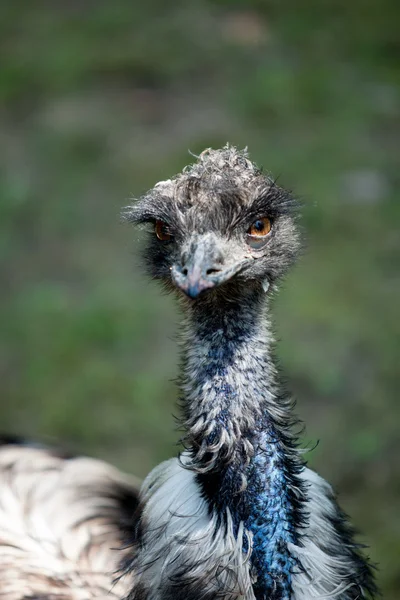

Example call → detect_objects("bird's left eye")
155 220 173 241
247 217 271 248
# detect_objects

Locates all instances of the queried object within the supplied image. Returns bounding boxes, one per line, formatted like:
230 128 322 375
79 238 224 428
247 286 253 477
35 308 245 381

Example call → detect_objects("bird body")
0 146 377 599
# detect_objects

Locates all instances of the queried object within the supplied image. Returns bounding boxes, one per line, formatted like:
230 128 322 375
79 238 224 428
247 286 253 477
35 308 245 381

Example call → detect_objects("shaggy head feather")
124 145 301 298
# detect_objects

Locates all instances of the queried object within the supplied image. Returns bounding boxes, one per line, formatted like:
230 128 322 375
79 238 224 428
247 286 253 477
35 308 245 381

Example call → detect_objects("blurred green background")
0 1 398 596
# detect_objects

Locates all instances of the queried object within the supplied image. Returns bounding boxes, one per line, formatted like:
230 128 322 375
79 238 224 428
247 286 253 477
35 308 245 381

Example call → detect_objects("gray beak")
171 234 250 299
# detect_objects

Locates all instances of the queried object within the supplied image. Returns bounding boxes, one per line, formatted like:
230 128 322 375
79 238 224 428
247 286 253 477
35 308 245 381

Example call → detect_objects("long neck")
179 289 304 600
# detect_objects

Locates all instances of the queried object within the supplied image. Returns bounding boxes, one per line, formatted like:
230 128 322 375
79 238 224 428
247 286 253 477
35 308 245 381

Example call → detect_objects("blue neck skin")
182 293 301 600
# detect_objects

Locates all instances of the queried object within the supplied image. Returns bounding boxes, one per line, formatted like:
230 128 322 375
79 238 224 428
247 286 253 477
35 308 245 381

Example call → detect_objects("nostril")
206 267 222 276
182 267 188 276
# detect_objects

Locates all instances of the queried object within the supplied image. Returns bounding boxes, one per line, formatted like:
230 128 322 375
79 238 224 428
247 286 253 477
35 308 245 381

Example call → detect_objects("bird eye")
247 217 271 248
155 220 173 242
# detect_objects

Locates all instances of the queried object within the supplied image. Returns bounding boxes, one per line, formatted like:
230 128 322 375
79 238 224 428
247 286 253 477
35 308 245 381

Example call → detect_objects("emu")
0 146 376 600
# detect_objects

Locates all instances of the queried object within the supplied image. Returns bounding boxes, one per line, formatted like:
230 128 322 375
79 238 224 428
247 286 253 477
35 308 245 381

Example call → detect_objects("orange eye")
248 217 271 237
155 220 173 241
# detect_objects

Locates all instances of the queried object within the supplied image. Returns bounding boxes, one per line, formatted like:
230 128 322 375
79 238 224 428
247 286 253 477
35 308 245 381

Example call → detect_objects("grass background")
0 1 399 595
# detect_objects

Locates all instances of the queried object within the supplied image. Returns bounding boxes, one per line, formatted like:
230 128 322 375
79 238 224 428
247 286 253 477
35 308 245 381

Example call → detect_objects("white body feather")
134 454 255 599
0 445 138 599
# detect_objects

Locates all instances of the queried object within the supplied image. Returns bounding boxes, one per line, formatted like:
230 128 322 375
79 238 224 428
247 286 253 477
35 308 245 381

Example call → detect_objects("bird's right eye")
155 220 173 242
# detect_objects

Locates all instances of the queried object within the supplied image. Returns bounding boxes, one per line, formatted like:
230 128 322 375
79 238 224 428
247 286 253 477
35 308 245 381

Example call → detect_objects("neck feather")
179 289 294 471
178 289 305 599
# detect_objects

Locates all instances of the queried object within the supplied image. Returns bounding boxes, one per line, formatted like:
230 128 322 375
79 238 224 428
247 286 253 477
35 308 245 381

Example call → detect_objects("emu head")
125 146 300 301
